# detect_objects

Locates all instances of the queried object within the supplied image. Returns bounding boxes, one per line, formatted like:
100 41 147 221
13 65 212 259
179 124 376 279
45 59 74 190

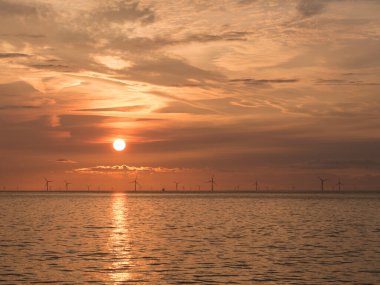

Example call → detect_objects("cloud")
117 57 222 86
0 81 37 95
0 53 30 58
0 81 44 109
0 0 44 17
30 64 71 71
0 105 40 110
297 0 380 18
297 0 328 18
315 79 380 86
77 105 146 112
73 164 191 174
304 159 380 170
155 101 214 114
178 31 251 43
106 31 251 55
230 78 299 86
56 158 78 164
95 1 155 24
238 0 258 5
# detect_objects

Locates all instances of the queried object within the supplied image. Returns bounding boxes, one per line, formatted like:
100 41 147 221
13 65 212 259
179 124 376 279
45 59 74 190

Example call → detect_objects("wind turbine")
44 177 53 191
336 178 343 192
87 185 91 191
254 180 259 191
207 175 216 192
130 175 139 191
174 181 180 191
319 177 328 192
64 180 71 191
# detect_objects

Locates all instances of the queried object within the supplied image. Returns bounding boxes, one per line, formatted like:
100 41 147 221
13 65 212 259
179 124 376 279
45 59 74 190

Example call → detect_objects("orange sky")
0 0 380 191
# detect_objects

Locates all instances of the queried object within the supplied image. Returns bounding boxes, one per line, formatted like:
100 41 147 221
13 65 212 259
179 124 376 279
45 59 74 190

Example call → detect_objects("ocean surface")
0 191 379 284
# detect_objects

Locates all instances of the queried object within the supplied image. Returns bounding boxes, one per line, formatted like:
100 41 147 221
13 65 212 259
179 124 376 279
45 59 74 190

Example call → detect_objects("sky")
0 0 380 191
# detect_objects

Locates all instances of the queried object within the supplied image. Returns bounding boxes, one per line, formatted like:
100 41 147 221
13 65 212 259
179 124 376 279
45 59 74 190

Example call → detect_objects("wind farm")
1 174 367 193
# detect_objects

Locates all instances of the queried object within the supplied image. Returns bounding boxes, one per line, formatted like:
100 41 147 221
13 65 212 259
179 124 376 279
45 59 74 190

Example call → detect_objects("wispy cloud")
315 79 380 86
77 105 146 112
56 158 78 164
0 105 39 110
94 1 155 25
303 159 380 170
0 0 48 17
73 165 193 174
0 53 30 58
229 78 299 85
297 0 328 18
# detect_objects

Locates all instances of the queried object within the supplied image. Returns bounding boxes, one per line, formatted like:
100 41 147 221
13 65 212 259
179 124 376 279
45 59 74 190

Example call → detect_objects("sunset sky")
0 0 380 191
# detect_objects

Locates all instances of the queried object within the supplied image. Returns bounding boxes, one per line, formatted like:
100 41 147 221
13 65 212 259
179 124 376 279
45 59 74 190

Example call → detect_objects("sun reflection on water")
108 193 133 282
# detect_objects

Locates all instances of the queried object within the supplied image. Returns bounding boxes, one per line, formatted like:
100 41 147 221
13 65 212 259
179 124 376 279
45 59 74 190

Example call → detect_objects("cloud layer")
0 0 379 190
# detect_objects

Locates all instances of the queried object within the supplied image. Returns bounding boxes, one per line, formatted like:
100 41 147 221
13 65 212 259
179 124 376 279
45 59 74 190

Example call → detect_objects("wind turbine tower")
319 177 328 192
337 178 343 192
131 176 139 191
207 175 216 192
44 177 53 191
65 180 71 191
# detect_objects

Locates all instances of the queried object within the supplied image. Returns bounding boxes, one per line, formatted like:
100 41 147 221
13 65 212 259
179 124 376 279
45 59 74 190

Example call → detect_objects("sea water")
0 192 379 284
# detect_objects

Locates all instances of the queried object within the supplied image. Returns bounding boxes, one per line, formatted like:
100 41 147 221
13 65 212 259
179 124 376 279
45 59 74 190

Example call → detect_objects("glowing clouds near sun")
113 139 126 152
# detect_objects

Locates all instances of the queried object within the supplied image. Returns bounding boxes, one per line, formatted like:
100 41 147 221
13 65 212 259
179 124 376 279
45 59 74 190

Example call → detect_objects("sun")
113 139 126 151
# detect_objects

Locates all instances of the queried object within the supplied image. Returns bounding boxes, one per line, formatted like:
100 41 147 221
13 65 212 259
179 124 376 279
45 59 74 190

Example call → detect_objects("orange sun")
113 139 126 151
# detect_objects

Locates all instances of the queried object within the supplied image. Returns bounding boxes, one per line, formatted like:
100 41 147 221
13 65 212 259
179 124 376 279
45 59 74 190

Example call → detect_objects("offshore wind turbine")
336 178 343 192
207 175 216 192
44 177 52 191
64 180 71 191
174 181 180 191
319 177 328 192
131 175 139 191
254 180 259 191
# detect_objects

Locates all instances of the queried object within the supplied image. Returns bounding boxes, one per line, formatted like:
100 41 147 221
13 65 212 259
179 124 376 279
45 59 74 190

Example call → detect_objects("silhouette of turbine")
207 175 216 192
87 185 91 191
64 180 71 191
130 175 140 191
174 181 180 191
319 177 328 192
336 178 343 192
254 180 259 191
44 177 53 191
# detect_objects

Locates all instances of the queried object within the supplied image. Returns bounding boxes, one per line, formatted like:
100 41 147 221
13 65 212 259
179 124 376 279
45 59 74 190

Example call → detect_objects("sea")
0 191 379 284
